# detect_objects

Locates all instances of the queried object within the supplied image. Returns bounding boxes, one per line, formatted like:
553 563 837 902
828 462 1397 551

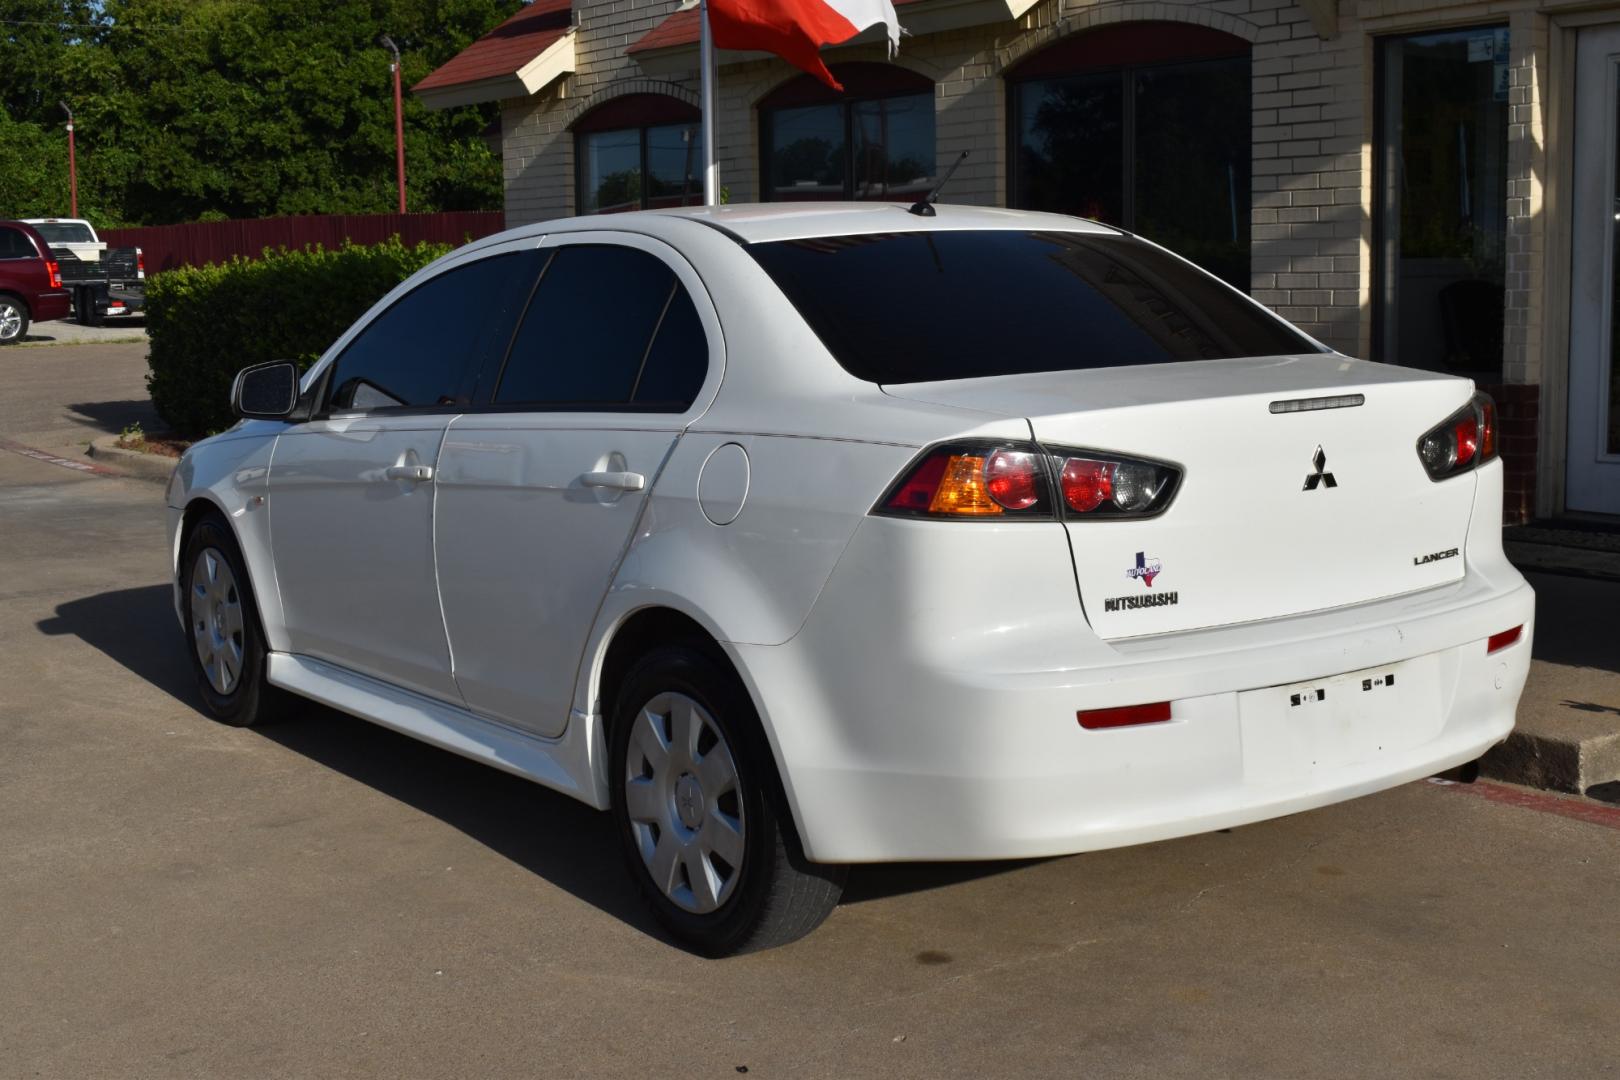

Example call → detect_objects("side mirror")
231 360 300 420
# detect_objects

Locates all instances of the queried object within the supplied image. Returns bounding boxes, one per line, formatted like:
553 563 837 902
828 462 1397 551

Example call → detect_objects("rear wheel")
181 514 285 727
610 645 845 955
0 296 28 344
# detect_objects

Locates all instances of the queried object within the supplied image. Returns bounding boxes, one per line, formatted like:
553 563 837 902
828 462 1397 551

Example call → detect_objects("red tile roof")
415 0 573 92
628 0 923 55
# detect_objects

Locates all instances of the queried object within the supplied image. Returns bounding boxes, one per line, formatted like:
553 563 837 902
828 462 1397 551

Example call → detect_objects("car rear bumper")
33 290 71 322
732 468 1534 864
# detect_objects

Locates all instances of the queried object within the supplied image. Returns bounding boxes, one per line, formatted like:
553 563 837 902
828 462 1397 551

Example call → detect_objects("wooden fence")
101 211 506 273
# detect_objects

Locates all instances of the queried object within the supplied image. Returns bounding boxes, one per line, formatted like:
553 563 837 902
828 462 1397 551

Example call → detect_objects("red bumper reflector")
1078 701 1172 730
1487 625 1523 654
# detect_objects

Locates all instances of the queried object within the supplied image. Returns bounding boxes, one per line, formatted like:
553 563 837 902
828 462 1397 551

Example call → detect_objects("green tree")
2 0 517 224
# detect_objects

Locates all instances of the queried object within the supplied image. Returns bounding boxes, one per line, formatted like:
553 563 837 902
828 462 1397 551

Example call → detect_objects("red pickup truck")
0 220 73 345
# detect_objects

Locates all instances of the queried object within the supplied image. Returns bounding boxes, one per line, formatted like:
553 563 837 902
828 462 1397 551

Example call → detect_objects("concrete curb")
86 435 177 485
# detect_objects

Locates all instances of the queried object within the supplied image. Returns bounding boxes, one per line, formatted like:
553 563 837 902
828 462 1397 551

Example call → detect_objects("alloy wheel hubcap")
0 304 20 341
624 692 745 915
190 547 245 695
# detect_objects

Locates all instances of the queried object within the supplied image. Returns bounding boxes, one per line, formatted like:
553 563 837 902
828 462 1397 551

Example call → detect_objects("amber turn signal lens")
928 454 1002 516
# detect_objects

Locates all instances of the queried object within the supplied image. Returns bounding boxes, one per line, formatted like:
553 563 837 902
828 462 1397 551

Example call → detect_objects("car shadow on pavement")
38 585 197 707
40 583 1045 943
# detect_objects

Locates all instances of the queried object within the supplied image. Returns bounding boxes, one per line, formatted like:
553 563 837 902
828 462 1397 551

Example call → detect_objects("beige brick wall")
491 0 1556 371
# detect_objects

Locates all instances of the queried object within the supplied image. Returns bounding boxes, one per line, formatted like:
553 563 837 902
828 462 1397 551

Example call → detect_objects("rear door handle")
580 470 645 492
384 464 434 483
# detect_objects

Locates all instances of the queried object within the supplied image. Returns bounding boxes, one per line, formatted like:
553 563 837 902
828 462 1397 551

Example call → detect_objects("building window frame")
1370 25 1512 378
1005 22 1252 288
758 62 936 202
573 94 702 214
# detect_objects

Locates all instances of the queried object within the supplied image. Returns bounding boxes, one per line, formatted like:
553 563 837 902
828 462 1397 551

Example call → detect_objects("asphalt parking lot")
3 343 1619 1078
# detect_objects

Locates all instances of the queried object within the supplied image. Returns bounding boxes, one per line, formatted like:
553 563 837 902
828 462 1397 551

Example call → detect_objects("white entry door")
1569 25 1620 513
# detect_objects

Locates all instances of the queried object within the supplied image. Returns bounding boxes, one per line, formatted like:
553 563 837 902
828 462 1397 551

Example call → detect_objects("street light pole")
380 35 406 214
59 101 77 218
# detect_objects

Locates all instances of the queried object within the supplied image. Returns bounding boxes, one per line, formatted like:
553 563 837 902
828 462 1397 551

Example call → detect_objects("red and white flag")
706 0 900 90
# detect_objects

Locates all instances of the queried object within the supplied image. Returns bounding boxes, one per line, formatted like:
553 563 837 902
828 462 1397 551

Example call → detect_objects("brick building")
416 0 1620 523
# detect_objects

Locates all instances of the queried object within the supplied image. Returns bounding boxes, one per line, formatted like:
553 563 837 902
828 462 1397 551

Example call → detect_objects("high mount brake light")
1418 392 1499 481
876 442 1181 520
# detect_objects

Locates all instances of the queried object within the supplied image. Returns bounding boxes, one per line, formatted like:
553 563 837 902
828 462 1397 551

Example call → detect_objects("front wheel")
0 296 28 344
180 514 285 727
610 645 845 956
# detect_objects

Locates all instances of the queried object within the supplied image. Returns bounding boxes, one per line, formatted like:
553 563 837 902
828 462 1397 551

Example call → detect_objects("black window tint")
328 251 538 412
746 230 1322 384
496 245 678 407
0 227 35 259
633 283 707 407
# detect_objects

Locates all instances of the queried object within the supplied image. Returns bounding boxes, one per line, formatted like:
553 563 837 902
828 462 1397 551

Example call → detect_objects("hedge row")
145 238 452 436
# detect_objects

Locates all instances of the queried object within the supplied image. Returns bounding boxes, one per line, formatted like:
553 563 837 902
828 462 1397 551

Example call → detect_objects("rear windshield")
746 230 1323 384
29 222 95 244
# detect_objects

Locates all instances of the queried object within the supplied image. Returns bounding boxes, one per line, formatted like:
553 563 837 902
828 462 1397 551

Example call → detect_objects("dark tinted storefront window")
761 63 935 201
1375 27 1510 378
575 95 702 214
1010 24 1252 289
747 230 1320 384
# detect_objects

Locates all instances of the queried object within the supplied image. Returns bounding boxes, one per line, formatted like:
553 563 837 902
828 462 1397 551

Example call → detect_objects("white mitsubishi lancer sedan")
167 203 1534 955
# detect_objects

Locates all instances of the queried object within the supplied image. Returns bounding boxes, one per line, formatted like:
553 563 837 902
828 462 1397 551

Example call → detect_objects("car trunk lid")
883 355 1479 639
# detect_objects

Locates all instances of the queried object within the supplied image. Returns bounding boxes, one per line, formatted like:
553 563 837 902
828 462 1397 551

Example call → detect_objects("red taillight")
884 452 951 514
985 449 1040 510
1487 625 1523 654
1061 458 1113 512
1079 701 1172 730
46 260 62 289
876 441 1180 521
136 248 145 276
1419 392 1497 480
1452 415 1478 467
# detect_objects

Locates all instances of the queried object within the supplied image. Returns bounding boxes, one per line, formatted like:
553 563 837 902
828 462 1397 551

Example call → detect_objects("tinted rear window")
0 227 37 260
745 230 1322 384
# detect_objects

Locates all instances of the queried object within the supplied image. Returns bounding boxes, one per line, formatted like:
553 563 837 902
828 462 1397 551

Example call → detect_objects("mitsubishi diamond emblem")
1302 445 1337 491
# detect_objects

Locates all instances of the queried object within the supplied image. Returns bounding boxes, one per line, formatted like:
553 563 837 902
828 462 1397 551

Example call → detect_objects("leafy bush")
145 237 450 435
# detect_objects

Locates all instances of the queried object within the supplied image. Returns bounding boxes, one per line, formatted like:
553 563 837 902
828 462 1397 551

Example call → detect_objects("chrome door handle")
580 470 645 492
384 464 434 483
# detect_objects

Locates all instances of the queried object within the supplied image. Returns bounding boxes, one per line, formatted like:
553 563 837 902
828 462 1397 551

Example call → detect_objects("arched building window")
1008 23 1252 287
759 63 935 201
574 94 702 214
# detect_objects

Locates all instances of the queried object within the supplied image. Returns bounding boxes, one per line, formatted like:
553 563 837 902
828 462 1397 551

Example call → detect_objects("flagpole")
699 0 719 206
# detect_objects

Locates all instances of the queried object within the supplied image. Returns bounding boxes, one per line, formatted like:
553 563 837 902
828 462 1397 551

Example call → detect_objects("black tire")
609 645 845 956
0 295 28 345
179 514 286 727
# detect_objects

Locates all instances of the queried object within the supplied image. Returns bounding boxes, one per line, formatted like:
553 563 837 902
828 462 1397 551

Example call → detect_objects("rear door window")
494 244 708 410
327 250 540 413
745 230 1323 384
0 227 37 260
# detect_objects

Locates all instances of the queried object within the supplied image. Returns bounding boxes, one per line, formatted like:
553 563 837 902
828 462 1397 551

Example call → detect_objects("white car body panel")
887 356 1478 638
735 460 1530 861
165 203 1534 867
267 414 461 702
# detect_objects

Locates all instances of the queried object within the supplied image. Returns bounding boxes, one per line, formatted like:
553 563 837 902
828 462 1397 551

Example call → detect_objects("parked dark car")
0 220 72 345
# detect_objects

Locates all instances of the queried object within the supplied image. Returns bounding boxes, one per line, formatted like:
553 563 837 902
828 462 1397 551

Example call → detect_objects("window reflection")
1011 54 1251 289
1375 27 1510 377
761 70 935 202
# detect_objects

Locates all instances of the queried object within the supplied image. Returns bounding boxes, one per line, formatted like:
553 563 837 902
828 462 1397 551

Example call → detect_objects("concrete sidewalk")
1481 570 1620 796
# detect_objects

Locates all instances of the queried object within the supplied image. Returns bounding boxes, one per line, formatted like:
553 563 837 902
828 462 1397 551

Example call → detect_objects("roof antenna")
908 150 969 217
